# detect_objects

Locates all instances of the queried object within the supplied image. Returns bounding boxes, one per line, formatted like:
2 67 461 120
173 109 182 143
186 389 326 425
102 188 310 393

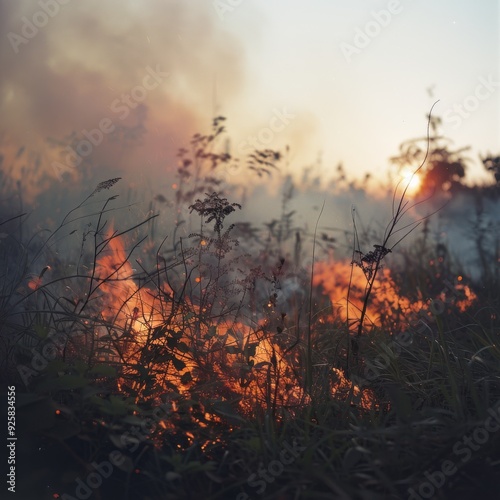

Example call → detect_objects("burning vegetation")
2 116 499 500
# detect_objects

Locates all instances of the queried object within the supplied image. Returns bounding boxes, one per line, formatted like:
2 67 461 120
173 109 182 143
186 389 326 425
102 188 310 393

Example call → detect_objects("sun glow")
401 168 422 194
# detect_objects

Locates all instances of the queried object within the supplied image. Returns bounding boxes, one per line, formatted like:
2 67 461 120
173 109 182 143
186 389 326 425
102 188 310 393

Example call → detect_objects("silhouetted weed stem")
351 101 440 348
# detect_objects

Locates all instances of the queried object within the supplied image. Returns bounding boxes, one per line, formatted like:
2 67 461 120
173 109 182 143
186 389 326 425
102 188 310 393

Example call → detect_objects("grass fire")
1 3 499 498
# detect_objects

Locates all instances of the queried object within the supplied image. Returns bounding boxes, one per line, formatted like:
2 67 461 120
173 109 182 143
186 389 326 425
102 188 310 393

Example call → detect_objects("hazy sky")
222 0 499 183
1 0 498 196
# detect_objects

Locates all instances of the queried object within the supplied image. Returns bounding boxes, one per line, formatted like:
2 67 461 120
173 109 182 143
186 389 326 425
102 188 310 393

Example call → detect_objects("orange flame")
312 258 427 332
92 235 476 420
95 229 169 334
312 258 476 334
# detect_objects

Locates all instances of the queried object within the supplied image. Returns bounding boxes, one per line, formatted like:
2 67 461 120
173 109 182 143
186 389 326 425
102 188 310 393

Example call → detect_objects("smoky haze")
0 0 246 200
1 1 497 288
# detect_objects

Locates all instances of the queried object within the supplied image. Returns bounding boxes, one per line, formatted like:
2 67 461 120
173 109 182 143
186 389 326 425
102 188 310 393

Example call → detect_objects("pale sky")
220 0 499 184
0 0 499 196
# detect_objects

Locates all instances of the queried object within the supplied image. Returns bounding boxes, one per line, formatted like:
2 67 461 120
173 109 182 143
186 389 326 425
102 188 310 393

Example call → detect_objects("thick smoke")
0 0 246 197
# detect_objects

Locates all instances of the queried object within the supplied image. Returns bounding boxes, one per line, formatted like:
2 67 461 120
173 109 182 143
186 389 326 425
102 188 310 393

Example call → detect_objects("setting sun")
401 168 422 194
